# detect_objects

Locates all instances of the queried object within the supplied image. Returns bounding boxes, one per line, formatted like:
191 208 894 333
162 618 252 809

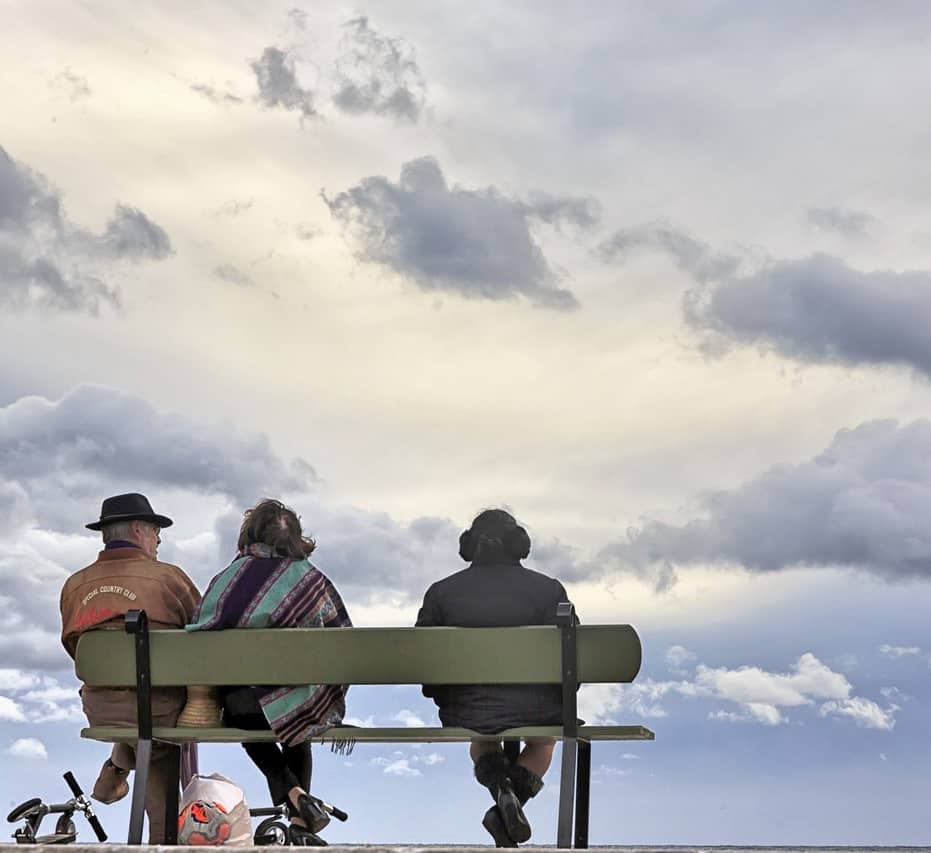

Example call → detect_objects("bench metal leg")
165 742 181 845
574 739 591 849
128 738 151 845
556 737 577 848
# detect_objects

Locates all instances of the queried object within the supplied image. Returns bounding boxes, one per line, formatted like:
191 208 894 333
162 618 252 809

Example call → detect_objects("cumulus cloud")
392 709 426 727
6 737 47 759
0 670 40 691
324 157 594 309
333 17 427 122
0 145 171 314
685 254 931 378
695 653 849 725
96 205 171 261
819 697 896 730
665 645 697 672
598 221 739 284
586 652 896 729
0 385 317 518
0 697 26 722
603 419 931 587
251 47 315 119
371 754 421 777
807 207 875 238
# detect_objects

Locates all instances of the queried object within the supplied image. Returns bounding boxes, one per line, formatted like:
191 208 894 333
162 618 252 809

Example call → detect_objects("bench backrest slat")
75 625 641 687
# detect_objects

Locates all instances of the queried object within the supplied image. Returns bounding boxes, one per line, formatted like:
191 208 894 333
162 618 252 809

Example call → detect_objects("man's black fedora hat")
86 493 173 531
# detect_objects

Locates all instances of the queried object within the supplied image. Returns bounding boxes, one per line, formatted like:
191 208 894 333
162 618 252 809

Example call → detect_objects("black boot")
481 807 517 848
509 763 544 805
480 762 544 847
474 753 530 844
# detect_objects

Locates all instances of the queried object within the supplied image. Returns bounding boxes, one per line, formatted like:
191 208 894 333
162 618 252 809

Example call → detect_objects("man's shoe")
91 759 130 804
482 806 518 848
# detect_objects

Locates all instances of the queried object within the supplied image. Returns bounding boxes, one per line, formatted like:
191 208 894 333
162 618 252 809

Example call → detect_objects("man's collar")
96 546 150 562
104 540 142 551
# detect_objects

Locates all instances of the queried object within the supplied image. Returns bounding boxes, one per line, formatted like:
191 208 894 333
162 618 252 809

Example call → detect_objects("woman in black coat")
416 509 577 847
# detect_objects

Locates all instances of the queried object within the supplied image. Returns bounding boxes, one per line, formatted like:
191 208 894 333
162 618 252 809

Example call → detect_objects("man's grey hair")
101 520 135 544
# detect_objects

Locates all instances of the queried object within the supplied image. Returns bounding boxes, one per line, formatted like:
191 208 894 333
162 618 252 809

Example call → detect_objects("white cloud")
665 645 697 671
0 696 26 721
709 709 750 723
0 669 40 691
879 644 921 659
392 709 426 728
413 752 445 766
819 697 896 730
371 755 421 777
6 737 47 759
343 714 375 727
584 651 896 731
594 764 630 777
695 652 850 709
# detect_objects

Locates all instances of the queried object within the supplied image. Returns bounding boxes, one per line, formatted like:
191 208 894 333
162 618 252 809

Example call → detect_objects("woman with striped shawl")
187 499 352 845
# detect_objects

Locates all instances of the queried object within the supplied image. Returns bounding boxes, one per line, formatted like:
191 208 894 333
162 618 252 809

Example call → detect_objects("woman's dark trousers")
221 687 312 805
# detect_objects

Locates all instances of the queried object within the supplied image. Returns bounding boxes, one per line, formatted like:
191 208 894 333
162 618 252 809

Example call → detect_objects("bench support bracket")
126 609 151 845
556 602 579 848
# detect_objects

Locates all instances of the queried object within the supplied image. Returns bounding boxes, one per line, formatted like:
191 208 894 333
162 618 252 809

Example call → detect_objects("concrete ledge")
5 847 931 852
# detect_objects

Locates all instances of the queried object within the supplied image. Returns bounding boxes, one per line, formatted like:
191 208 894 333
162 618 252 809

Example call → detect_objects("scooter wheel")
254 817 288 846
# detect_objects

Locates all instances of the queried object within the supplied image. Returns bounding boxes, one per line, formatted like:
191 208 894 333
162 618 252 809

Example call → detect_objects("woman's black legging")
221 687 312 806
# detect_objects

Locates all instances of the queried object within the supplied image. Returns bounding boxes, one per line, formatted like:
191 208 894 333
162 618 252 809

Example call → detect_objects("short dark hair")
237 498 316 559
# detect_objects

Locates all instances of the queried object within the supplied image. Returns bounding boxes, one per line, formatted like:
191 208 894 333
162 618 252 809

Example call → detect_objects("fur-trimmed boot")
474 752 530 845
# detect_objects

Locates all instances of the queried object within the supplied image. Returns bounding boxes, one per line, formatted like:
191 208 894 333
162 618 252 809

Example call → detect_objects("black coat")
415 559 576 734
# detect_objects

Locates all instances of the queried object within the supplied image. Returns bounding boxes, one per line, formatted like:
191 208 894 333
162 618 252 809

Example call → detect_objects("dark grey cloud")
521 193 601 231
215 263 256 288
599 221 739 284
332 16 426 122
0 145 171 314
603 419 931 588
324 156 594 310
98 205 171 260
0 384 317 529
50 68 90 102
190 81 244 106
807 207 875 238
251 46 316 119
685 254 931 377
0 384 602 668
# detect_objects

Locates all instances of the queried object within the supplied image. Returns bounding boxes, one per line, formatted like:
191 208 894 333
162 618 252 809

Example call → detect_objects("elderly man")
60 493 200 845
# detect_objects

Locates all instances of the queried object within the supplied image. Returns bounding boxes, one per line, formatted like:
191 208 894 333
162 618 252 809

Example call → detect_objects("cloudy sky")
1 0 930 845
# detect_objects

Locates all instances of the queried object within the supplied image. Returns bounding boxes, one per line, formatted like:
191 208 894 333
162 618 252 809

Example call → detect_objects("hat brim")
86 512 174 531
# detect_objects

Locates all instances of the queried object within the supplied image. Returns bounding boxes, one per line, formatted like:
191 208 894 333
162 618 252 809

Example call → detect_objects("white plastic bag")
178 773 252 847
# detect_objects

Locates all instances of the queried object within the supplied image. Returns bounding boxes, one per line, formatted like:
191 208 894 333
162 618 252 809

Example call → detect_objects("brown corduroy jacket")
60 546 201 659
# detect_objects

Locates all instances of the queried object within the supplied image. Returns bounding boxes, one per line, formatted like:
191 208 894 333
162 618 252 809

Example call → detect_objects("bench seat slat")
81 724 655 744
75 624 642 687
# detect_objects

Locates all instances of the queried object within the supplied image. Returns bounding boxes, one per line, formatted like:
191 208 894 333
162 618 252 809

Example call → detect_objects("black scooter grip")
62 772 83 798
326 804 348 822
87 812 108 842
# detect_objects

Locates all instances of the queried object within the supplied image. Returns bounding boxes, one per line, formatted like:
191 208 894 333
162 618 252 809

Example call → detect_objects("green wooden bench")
75 605 653 848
